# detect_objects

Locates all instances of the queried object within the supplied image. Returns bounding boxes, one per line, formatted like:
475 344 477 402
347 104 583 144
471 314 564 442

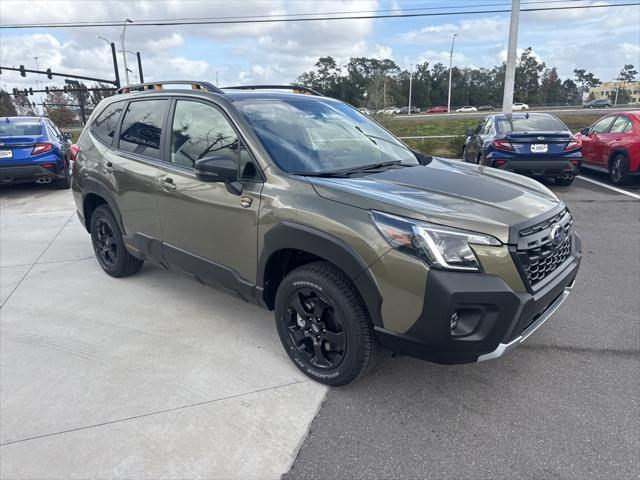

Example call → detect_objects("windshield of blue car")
0 121 43 137
496 115 567 134
236 97 417 174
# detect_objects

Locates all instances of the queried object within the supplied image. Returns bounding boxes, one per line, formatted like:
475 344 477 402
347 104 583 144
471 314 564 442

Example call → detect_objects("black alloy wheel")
284 288 346 370
94 218 118 268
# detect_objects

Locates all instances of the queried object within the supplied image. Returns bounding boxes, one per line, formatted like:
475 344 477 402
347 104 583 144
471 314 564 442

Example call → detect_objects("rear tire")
555 177 575 186
54 159 70 189
90 205 143 277
609 153 632 186
274 261 380 386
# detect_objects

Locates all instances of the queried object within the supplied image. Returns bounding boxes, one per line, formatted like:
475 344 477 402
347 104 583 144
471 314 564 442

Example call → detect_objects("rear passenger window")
609 116 631 134
119 100 168 159
91 102 124 146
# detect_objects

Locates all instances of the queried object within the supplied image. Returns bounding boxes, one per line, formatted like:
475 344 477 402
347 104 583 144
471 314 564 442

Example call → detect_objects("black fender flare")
258 222 384 327
81 177 125 233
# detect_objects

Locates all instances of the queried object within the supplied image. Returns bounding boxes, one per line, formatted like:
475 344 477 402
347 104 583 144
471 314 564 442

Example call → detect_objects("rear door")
98 99 166 242
155 98 263 288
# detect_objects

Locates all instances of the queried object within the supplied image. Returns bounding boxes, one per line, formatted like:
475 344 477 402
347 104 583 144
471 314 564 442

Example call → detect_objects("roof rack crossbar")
117 80 224 94
222 85 323 96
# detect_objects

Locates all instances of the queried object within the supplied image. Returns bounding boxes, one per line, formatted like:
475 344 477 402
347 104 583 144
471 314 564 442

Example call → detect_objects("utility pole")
408 64 413 114
136 52 144 83
502 0 520 113
447 33 457 113
33 56 41 114
120 18 133 85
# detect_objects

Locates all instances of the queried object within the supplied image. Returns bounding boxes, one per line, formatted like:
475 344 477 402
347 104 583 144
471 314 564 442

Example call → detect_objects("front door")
156 99 263 295
581 115 616 166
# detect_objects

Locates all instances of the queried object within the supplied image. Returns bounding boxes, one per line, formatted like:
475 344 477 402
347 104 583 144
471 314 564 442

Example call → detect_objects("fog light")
449 312 459 331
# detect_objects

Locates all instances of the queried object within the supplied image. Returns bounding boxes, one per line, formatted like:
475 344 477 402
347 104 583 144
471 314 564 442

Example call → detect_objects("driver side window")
590 117 615 134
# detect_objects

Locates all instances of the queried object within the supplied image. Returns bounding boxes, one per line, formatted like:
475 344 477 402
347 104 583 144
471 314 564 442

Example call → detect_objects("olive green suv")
71 81 581 385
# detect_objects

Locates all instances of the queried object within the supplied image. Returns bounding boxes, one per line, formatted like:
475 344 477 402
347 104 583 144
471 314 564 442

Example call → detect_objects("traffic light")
45 86 49 93
12 88 18 96
46 68 52 79
19 65 26 77
28 88 33 96
23 89 28 95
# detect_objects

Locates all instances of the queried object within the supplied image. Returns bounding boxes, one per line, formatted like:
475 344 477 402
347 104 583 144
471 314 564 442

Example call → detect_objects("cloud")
398 17 508 44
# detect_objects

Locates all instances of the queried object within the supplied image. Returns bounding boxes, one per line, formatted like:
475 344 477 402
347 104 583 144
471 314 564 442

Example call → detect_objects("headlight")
371 211 501 271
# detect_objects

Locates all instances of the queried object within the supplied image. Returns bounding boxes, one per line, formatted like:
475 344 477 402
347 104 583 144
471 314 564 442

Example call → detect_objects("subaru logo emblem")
537 136 545 141
550 225 566 246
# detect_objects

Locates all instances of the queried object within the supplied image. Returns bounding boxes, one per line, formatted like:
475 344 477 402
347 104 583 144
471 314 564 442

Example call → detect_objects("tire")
461 146 467 162
90 205 143 277
555 176 575 186
54 158 70 189
274 261 380 386
609 153 632 186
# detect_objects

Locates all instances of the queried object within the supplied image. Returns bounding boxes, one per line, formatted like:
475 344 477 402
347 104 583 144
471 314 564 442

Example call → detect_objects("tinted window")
482 118 493 135
170 100 239 168
91 102 124 146
0 121 42 137
119 100 168 159
609 116 631 134
590 116 615 134
497 115 567 133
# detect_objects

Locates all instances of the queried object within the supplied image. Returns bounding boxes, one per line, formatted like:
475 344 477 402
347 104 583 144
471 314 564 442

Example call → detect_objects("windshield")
497 115 567 134
0 121 42 137
236 97 417 173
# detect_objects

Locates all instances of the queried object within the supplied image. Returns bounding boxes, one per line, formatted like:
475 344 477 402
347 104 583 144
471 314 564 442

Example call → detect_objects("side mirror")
580 128 590 136
465 128 474 137
194 155 237 183
63 132 73 140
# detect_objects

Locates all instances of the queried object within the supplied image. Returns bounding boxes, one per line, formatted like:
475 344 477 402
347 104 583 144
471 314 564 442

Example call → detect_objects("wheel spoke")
291 293 310 319
311 341 331 368
312 298 329 320
323 330 345 351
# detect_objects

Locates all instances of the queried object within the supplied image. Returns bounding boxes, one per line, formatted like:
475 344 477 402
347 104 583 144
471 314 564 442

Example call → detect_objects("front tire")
90 205 143 277
274 261 380 386
610 153 632 186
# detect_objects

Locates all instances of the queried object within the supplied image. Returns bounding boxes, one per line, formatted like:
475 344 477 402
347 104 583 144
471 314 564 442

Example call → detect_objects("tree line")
296 49 638 110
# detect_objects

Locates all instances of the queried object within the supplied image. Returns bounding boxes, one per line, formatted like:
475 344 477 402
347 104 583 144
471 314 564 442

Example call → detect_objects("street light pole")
408 64 413 115
97 36 121 88
502 0 521 113
120 19 133 85
447 33 457 113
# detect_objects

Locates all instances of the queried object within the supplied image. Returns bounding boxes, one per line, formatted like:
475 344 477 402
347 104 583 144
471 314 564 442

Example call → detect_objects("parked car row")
462 110 640 186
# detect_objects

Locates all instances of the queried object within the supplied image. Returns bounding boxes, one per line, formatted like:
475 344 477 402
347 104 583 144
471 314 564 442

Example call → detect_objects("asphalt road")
285 176 640 479
387 106 638 121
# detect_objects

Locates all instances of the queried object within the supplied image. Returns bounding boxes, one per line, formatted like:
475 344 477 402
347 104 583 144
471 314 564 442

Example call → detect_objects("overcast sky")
1 0 639 93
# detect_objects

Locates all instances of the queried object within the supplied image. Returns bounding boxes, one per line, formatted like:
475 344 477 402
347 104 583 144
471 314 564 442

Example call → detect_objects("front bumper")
0 164 66 184
375 235 581 364
490 158 580 178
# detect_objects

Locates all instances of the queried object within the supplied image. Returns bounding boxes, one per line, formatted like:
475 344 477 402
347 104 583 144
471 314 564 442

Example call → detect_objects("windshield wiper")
292 161 413 178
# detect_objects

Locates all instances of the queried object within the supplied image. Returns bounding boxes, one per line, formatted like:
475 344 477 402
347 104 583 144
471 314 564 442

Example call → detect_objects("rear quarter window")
90 102 124 146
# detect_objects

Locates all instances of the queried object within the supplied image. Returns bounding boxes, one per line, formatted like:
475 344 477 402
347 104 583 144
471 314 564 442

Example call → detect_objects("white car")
513 102 529 110
358 108 372 115
455 106 478 113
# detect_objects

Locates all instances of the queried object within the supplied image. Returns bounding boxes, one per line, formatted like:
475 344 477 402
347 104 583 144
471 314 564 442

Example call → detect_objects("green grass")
381 112 603 158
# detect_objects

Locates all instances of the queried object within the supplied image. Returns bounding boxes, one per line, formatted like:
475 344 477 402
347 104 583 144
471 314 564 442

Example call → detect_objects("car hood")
307 158 562 244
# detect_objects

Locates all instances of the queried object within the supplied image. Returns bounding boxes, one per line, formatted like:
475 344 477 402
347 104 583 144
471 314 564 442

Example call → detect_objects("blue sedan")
462 112 582 186
0 116 72 188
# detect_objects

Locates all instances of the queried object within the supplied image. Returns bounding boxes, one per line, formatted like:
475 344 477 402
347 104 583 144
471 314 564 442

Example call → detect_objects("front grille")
514 209 573 288
521 236 572 285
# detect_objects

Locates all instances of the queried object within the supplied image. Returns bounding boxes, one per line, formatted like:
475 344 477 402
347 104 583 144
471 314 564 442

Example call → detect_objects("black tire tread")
610 153 632 186
277 261 381 386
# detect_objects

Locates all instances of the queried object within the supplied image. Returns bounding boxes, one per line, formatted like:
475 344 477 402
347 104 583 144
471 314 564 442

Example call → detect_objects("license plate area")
530 144 548 153
0 149 13 159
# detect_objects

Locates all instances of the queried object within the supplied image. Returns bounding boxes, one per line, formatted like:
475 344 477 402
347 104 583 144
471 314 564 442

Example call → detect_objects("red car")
576 111 640 185
427 106 448 113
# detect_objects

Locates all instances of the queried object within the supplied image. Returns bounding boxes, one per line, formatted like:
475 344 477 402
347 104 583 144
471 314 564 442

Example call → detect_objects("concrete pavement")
0 184 327 479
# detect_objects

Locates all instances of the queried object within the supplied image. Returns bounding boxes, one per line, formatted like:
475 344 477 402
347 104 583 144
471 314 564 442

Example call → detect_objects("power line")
1 2 638 29
0 0 595 27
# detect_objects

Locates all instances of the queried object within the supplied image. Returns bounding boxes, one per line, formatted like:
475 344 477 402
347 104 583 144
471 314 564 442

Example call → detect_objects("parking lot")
1 172 639 479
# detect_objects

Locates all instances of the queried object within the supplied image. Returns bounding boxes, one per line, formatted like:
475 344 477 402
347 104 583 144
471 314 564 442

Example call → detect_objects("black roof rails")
117 80 224 95
222 85 323 96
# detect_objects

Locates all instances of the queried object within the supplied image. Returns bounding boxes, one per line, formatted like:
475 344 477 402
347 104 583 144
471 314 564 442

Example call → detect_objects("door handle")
158 177 177 191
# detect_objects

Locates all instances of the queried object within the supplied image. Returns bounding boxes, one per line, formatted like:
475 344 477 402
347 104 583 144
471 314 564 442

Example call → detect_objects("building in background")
589 81 640 104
